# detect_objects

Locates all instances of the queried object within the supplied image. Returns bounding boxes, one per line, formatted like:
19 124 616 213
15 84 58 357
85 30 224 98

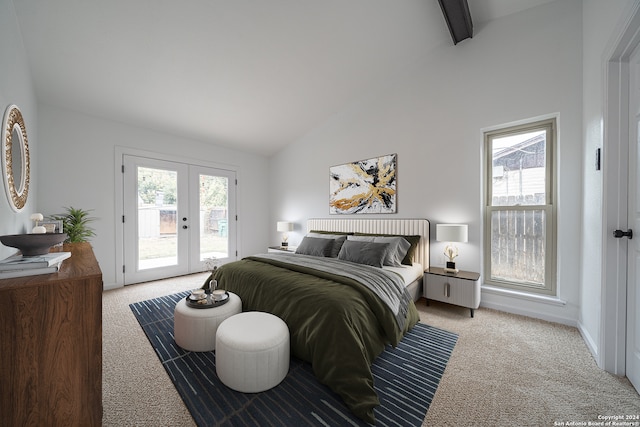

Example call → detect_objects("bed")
204 218 430 424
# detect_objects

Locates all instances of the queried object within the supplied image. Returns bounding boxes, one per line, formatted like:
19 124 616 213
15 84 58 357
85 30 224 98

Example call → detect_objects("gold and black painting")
329 153 397 214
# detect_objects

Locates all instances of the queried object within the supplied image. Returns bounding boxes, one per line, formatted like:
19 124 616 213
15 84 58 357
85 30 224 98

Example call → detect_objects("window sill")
481 285 566 306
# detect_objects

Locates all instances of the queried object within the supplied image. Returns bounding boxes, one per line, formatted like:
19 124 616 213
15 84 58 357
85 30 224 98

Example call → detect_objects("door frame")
602 2 640 376
627 43 640 393
114 146 240 287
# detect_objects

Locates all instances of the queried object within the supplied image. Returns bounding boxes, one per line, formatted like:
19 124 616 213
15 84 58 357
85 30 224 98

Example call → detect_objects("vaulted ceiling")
12 0 555 156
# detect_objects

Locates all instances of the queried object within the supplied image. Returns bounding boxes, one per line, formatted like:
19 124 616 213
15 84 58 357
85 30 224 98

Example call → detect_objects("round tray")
185 291 229 309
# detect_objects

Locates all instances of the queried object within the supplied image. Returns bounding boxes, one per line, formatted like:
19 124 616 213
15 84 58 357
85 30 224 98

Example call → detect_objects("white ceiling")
12 0 556 156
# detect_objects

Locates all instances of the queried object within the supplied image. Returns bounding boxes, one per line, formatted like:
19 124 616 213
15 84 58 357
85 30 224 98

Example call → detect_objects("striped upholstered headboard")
306 218 430 269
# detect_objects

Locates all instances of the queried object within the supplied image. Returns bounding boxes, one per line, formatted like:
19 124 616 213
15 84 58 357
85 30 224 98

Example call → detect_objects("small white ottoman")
174 292 242 352
215 311 290 393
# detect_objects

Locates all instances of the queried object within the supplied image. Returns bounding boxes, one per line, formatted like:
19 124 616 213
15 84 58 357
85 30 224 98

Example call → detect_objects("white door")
626 46 640 394
123 155 236 284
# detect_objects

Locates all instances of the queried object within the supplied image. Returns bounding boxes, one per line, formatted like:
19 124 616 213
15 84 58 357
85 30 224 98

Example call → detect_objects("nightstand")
267 246 297 253
424 267 481 317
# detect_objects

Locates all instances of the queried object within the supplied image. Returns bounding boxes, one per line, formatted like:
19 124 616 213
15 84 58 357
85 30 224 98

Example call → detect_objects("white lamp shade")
277 221 294 232
436 224 468 243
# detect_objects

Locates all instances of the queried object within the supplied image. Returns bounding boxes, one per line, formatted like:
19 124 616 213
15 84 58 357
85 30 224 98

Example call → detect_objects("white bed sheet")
383 263 423 287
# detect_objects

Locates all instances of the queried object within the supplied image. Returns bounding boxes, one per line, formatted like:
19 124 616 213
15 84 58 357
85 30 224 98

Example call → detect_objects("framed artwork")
329 153 397 214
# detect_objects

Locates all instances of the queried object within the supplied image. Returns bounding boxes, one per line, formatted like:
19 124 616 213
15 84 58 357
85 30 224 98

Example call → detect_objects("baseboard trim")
482 285 567 306
577 320 600 366
479 299 577 327
103 281 122 291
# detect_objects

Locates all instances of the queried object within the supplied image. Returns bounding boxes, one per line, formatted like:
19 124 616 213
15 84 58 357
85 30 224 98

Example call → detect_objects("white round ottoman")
215 311 290 393
174 292 242 352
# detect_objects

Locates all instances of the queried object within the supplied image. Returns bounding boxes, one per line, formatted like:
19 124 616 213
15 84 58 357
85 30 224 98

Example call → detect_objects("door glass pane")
490 209 545 286
491 130 546 206
137 166 178 269
199 174 228 261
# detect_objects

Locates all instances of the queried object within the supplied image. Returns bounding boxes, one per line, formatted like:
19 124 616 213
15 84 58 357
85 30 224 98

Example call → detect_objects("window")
483 118 557 295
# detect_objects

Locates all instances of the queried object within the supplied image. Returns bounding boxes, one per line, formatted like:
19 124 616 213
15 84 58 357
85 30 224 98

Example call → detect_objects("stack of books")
0 252 72 279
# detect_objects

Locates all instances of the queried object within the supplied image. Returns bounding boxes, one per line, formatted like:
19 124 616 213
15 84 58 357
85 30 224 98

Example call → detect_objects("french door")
122 155 236 284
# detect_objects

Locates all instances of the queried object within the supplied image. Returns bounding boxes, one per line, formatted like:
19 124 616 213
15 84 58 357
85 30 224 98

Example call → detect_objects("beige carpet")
102 273 640 426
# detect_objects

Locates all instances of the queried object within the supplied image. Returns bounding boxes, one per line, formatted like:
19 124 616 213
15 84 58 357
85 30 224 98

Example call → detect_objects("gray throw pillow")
307 232 348 257
354 233 421 265
295 236 334 257
347 235 411 267
337 240 391 268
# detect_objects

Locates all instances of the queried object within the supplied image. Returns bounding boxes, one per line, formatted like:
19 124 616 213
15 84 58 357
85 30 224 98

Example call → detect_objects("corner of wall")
577 319 600 367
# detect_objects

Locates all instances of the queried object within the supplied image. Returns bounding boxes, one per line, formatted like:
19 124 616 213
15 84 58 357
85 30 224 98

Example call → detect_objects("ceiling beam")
438 0 473 45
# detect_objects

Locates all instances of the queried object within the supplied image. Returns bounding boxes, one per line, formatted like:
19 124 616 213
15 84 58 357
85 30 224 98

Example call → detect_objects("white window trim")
481 284 566 306
482 117 558 296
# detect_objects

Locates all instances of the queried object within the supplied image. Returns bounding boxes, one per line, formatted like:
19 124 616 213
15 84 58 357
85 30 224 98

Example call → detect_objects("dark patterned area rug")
130 292 457 426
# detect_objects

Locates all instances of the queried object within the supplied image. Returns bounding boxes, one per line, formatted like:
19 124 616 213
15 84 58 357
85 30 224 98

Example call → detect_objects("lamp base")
444 261 458 274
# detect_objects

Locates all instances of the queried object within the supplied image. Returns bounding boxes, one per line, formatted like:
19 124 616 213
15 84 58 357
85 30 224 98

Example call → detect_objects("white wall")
35 104 270 288
270 0 583 325
0 0 39 259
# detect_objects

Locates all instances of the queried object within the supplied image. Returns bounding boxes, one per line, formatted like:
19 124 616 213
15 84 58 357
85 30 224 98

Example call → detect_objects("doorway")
602 2 640 395
120 153 236 285
626 44 640 394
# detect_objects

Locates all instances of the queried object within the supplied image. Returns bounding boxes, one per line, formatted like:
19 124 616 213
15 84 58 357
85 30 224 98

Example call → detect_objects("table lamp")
436 224 468 273
277 221 293 247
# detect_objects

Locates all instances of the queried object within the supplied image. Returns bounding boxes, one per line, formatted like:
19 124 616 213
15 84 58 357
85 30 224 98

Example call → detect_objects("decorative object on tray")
329 153 397 214
0 233 68 256
204 256 219 272
2 104 30 213
186 288 229 309
40 219 63 234
30 213 46 234
48 206 96 243
211 289 227 301
436 223 468 273
276 221 293 247
190 289 206 299
203 262 219 294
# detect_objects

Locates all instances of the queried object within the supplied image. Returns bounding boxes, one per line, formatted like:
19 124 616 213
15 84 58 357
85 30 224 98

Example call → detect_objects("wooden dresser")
0 242 103 426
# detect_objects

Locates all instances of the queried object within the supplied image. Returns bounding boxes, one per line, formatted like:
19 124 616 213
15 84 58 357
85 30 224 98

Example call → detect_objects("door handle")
613 229 633 239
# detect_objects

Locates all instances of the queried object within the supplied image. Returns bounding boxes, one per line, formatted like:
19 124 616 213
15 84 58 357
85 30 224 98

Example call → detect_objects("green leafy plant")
49 207 96 243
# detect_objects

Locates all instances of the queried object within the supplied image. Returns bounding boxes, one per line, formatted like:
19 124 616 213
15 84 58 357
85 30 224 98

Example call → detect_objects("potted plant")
49 207 96 243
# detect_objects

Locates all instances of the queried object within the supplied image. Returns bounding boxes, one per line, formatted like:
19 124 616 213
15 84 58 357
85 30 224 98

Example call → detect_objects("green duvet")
204 254 419 424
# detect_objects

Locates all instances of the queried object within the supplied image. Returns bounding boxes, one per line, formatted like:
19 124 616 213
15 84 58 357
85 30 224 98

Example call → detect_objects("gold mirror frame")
1 105 30 212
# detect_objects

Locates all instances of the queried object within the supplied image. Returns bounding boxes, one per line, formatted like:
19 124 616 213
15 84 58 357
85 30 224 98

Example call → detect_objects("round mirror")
11 125 24 194
2 105 30 212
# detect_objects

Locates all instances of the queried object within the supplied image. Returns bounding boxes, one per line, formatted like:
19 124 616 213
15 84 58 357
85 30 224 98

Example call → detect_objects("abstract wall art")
329 153 397 214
